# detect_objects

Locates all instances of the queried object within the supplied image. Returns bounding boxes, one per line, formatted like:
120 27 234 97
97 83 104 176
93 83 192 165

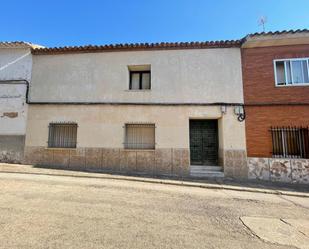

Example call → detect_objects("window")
128 65 151 90
129 71 151 90
270 126 309 158
48 123 77 148
274 58 309 86
124 124 155 149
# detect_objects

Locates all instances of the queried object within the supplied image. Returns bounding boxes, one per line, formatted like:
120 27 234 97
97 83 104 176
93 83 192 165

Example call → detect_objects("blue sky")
1 0 308 47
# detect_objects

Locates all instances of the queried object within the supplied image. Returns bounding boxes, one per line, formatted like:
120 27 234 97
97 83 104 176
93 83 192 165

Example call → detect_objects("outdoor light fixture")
220 105 227 114
234 105 245 122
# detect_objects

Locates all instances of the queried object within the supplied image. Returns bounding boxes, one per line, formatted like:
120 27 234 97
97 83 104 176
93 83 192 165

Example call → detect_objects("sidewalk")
1 163 309 198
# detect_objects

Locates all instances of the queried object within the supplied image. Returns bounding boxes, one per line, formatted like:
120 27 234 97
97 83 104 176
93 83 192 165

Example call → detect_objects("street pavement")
0 167 309 249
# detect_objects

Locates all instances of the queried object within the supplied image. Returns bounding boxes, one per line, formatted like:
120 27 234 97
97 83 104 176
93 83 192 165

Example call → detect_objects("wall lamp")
220 105 227 114
234 105 245 122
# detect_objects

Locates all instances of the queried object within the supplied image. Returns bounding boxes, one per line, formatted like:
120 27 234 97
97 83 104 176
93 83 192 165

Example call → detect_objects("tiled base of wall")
248 157 309 184
23 147 250 179
224 150 247 179
24 146 190 177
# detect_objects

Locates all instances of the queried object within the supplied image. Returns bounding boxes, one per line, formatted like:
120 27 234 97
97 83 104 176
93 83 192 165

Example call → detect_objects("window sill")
271 156 305 159
124 149 156 152
125 89 151 92
275 83 309 87
45 147 77 150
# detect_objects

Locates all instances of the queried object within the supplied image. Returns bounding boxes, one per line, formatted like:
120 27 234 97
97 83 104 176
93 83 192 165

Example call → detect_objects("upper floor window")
274 58 309 86
128 65 151 90
48 123 77 148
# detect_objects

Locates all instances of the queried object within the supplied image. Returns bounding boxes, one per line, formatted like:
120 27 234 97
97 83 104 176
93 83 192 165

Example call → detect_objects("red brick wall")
242 45 309 157
246 106 309 157
242 45 309 104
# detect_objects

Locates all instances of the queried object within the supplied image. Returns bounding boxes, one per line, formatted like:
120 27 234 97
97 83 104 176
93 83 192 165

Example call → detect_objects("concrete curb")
0 164 308 198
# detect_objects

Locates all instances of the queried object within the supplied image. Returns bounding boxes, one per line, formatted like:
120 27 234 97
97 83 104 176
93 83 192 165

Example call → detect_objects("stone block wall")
23 146 190 178
248 157 309 184
223 150 247 179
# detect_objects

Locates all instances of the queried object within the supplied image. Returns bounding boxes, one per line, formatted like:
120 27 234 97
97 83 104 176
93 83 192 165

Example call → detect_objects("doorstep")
190 165 224 178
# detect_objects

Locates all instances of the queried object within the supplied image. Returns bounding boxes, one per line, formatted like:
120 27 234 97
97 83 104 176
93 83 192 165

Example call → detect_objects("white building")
24 41 247 178
0 41 42 162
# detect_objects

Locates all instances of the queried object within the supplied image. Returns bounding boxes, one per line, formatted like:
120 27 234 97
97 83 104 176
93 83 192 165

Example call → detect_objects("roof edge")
241 29 309 48
31 40 242 55
0 41 44 49
245 29 309 38
6 28 305 55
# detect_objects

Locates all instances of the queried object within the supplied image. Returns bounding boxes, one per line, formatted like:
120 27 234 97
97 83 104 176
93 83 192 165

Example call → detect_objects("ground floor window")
48 123 77 148
270 126 309 158
124 123 155 149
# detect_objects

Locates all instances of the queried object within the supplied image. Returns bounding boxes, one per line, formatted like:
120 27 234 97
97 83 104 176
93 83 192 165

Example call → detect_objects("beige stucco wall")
25 105 246 151
30 48 243 103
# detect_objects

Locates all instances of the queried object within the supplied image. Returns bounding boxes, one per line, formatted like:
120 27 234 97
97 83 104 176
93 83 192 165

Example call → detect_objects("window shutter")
48 123 77 148
125 124 155 149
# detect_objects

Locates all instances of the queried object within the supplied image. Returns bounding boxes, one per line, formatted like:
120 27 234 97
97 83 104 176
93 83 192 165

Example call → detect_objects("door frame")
189 118 219 166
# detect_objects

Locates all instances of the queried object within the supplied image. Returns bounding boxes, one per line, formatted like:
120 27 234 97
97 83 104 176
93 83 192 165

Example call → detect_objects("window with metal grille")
270 126 309 158
48 123 77 148
124 124 155 149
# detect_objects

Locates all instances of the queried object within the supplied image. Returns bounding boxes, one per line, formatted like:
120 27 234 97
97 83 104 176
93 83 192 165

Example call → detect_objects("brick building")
242 30 309 183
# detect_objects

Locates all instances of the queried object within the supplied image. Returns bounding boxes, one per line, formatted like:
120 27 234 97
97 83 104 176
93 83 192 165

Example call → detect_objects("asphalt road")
0 172 309 249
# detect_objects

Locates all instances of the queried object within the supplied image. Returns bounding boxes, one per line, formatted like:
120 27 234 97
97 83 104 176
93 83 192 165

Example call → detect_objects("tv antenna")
258 16 267 32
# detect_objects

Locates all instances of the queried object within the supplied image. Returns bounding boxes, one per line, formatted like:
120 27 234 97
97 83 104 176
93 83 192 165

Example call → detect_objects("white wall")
0 48 32 135
0 84 27 134
26 105 246 152
30 48 244 103
0 48 32 81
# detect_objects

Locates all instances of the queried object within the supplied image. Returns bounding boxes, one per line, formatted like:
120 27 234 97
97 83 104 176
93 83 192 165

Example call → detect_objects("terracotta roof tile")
24 29 309 55
246 29 309 38
31 39 242 55
0 41 43 48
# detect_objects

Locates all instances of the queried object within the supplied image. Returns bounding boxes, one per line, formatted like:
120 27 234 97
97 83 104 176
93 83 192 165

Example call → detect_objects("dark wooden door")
189 120 218 165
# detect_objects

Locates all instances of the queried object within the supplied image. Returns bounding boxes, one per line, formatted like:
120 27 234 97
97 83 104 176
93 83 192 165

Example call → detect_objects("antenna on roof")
258 16 268 32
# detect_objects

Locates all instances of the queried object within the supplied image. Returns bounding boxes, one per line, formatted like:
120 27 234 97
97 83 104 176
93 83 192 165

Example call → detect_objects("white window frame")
273 57 309 87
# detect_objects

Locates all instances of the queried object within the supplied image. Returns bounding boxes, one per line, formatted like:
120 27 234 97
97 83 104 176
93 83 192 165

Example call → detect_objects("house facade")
0 42 38 163
24 42 247 178
242 30 309 184
3 30 307 183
